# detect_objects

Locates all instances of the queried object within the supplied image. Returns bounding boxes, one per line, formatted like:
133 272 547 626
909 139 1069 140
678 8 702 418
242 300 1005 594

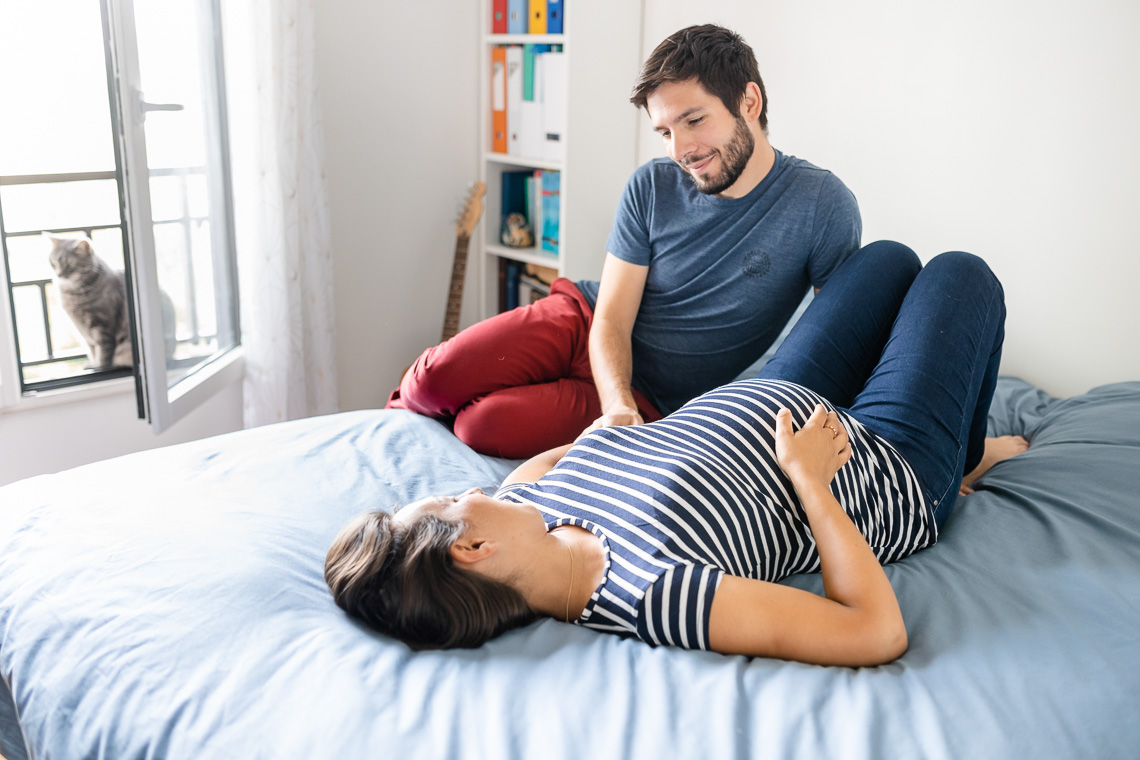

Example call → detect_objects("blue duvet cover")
2 378 1139 759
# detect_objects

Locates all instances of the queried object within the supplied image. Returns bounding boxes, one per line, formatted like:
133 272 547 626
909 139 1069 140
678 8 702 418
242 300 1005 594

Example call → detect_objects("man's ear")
449 536 496 566
739 81 763 121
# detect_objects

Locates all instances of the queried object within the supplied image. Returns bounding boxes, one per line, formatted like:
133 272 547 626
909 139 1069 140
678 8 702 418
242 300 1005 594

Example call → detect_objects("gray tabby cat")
46 234 133 370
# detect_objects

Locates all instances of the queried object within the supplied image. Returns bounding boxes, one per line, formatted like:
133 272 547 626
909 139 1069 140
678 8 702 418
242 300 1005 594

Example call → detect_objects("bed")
2 376 1139 760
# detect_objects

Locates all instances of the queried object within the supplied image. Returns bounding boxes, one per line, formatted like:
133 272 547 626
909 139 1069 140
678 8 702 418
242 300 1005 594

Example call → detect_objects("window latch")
136 91 185 122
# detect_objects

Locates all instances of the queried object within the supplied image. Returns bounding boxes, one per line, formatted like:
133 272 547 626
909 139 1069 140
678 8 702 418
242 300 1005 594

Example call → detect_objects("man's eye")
688 117 703 127
660 131 670 140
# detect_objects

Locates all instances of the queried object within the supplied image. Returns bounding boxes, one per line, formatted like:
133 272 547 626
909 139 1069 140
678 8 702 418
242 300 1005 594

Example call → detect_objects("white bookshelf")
477 0 644 318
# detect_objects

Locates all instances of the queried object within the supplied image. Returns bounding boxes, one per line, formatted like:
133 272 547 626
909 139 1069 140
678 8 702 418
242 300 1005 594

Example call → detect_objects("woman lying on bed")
326 241 1028 667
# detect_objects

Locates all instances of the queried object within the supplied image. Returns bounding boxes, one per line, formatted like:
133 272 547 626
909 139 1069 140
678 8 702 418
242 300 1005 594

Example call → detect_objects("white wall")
0 382 242 486
314 0 480 412
641 0 1140 396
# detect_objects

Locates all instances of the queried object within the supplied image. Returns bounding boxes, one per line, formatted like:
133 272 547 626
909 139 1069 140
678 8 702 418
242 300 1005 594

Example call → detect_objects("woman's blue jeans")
758 241 1006 527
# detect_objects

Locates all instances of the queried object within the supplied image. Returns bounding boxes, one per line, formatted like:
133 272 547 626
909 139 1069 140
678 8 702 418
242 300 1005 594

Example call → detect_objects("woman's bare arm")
707 405 907 666
502 443 574 486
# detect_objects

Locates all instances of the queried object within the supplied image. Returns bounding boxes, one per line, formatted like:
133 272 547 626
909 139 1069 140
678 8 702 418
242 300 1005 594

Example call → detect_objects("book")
517 271 550 305
505 259 521 310
526 263 559 285
528 169 543 242
541 169 560 255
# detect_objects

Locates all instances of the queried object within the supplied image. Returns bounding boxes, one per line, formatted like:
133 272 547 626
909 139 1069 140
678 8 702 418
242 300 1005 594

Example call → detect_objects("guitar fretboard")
442 235 470 341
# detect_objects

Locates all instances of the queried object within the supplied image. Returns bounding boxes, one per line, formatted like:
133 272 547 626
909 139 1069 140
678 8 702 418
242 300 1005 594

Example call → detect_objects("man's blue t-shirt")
577 149 861 415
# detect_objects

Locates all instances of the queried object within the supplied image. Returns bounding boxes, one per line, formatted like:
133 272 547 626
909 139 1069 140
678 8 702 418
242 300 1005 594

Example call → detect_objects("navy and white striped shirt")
495 378 935 650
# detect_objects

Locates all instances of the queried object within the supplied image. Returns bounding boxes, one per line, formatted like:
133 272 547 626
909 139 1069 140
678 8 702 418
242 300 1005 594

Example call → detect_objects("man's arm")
584 253 649 434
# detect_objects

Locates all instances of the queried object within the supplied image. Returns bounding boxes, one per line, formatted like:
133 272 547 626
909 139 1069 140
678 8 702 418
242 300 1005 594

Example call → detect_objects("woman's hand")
774 404 851 490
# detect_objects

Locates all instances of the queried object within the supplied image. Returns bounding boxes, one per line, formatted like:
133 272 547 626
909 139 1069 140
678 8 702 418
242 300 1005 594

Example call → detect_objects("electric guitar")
442 181 486 342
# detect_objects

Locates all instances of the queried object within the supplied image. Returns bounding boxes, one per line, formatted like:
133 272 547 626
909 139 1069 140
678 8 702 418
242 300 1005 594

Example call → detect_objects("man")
387 24 861 459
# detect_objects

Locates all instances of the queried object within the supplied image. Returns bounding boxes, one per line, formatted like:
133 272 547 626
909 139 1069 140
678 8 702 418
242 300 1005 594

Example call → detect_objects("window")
0 0 241 432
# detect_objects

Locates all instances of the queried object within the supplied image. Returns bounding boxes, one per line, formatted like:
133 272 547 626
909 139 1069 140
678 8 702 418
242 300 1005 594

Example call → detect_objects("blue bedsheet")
2 378 1139 759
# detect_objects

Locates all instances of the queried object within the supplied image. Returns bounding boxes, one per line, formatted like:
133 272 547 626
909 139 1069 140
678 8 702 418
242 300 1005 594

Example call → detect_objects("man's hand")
578 406 644 440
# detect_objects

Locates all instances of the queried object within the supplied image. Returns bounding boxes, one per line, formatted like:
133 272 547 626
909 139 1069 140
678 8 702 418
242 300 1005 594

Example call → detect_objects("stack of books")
498 262 559 312
500 168 560 255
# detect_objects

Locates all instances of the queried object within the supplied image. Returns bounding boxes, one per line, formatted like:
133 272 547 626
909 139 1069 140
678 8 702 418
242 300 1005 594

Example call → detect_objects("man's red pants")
386 278 662 459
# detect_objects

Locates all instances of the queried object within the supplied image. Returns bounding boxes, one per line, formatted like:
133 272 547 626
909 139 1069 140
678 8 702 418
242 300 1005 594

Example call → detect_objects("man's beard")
683 117 755 195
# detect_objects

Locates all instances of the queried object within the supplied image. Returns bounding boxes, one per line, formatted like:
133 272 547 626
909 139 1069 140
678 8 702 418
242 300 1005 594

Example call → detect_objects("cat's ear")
74 239 93 256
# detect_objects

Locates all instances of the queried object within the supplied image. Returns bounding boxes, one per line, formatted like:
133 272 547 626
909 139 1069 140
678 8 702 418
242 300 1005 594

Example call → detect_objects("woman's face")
394 488 547 543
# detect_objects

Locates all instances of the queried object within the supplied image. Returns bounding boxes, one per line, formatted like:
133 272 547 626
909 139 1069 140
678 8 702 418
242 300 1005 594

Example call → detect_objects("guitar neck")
441 235 469 342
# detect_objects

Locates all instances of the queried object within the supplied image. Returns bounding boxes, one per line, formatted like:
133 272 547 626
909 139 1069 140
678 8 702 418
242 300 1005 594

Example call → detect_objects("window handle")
137 91 185 121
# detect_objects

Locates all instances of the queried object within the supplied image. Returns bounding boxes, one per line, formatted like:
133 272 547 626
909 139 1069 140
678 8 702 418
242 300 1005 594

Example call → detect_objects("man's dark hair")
631 24 768 133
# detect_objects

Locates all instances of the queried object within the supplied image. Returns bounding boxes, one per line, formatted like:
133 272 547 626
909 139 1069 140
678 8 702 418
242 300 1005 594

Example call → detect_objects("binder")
547 0 563 34
539 51 566 161
492 0 506 33
517 101 541 158
506 46 524 155
529 0 546 34
507 0 527 33
522 43 551 100
491 46 508 153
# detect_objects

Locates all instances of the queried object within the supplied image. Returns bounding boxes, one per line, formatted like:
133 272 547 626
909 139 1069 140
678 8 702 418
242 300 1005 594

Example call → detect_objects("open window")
0 0 241 432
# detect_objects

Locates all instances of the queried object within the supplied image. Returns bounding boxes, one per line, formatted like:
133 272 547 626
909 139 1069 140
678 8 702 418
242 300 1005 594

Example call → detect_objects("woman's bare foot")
960 435 1030 495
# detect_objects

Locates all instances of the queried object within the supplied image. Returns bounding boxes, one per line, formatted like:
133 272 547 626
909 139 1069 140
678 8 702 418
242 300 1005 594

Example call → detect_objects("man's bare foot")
960 435 1030 495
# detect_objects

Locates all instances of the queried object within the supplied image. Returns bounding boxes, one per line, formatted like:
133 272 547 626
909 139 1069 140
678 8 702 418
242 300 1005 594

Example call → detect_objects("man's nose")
670 132 696 164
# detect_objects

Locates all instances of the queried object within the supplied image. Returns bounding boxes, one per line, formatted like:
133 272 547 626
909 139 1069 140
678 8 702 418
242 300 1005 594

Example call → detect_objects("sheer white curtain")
224 0 338 428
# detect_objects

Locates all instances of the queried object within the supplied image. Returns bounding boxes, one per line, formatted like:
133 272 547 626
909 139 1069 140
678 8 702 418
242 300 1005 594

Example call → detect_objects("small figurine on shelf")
500 211 534 247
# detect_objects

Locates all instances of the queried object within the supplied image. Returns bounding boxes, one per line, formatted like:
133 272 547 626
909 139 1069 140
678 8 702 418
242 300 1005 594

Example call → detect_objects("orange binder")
491 46 508 153
529 0 546 34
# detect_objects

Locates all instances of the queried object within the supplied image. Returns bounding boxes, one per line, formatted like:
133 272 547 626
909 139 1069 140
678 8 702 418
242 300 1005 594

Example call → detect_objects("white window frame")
0 0 243 431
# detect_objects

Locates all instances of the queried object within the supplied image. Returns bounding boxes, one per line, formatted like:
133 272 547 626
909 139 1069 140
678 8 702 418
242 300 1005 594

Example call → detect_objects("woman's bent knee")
861 240 922 278
925 251 1002 295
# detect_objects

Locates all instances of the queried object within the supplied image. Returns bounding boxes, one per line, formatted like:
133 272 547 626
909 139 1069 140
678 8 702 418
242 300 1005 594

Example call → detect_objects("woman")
326 242 1026 666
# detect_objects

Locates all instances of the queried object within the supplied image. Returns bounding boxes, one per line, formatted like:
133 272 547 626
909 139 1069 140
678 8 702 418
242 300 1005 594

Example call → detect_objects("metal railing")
0 168 216 392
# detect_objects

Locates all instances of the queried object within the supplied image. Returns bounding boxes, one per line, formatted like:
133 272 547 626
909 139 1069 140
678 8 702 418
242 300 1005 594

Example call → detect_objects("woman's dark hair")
325 509 536 649
631 24 768 133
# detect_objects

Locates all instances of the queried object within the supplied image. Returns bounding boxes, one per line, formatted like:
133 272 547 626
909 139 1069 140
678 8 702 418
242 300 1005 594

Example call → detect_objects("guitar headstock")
455 181 486 240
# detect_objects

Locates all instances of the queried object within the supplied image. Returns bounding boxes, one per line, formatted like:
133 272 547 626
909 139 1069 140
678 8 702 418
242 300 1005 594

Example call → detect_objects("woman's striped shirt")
494 378 936 651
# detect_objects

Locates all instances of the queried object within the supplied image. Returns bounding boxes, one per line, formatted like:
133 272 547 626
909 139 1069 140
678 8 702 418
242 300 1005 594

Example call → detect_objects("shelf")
485 243 560 270
477 0 643 318
483 152 563 171
485 34 565 45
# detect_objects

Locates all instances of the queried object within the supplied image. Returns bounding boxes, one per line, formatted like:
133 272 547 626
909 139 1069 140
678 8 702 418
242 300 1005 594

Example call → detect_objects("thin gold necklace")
564 539 575 623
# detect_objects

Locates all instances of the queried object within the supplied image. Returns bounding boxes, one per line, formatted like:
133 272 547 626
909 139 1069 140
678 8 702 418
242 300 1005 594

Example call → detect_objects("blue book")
541 170 560 255
547 0 563 33
508 0 527 33
505 260 521 310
